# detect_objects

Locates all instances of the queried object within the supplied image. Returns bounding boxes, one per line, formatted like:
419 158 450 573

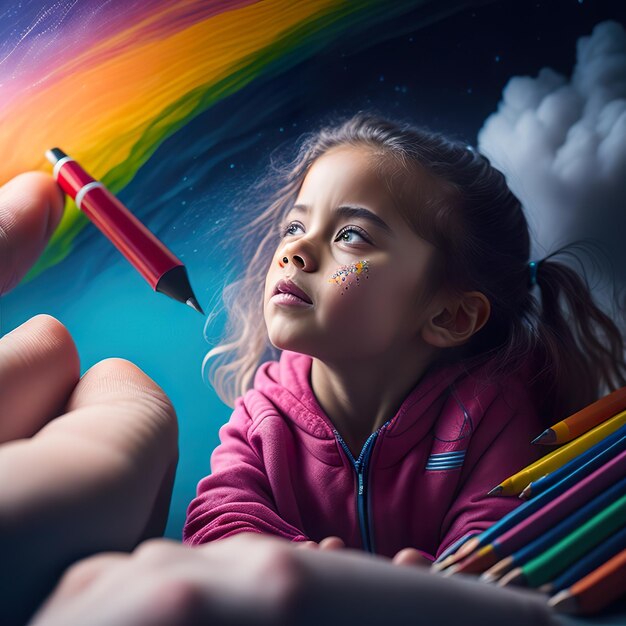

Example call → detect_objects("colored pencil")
500 492 626 588
520 426 626 499
540 525 626 594
489 409 626 496
549 548 626 614
433 532 479 566
480 555 515 583
447 451 626 576
533 386 626 445
436 447 626 571
446 544 498 576
432 535 481 571
481 476 626 583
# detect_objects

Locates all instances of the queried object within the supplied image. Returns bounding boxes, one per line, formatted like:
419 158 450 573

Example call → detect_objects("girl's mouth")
271 292 313 307
272 279 313 304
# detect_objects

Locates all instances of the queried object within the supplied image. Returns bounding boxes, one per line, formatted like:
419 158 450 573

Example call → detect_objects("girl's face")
263 146 442 364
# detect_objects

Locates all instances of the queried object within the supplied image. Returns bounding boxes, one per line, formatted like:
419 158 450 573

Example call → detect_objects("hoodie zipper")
333 429 379 553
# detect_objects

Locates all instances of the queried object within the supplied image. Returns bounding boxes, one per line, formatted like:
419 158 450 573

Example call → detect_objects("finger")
28 357 179 535
392 548 431 568
318 536 345 550
0 358 178 618
0 172 65 295
30 552 131 626
294 541 319 550
58 357 178 462
0 314 80 443
49 552 130 602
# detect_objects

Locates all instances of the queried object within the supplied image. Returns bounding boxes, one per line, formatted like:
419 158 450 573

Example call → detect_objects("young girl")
183 113 626 562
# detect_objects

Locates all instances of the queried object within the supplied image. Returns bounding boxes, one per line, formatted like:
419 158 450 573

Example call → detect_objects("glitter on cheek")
328 259 370 295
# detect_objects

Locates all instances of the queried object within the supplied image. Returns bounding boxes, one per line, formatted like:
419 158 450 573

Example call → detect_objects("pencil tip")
441 564 458 577
531 429 555 445
498 568 523 587
186 297 204 315
487 485 503 496
548 590 574 612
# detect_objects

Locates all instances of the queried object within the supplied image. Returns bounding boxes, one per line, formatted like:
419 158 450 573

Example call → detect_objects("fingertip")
318 536 345 550
67 357 178 445
0 172 66 294
84 357 172 406
393 548 430 567
0 314 80 442
31 314 81 374
9 171 65 235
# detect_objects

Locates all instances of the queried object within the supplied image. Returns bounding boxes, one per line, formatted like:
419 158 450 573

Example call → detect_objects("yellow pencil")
488 409 626 496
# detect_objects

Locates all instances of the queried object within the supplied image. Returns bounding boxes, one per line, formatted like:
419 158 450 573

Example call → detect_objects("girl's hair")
203 111 626 423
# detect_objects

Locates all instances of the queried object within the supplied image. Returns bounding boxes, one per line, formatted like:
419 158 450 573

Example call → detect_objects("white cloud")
478 20 626 304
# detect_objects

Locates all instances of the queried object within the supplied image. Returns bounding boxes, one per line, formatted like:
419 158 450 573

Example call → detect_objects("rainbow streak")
0 0 458 280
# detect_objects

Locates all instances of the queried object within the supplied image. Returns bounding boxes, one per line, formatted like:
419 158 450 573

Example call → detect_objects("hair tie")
528 260 540 288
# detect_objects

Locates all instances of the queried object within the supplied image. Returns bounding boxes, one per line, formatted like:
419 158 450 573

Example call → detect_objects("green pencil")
504 491 626 588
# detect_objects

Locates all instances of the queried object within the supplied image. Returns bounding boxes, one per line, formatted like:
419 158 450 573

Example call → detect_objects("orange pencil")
548 548 626 614
533 386 626 445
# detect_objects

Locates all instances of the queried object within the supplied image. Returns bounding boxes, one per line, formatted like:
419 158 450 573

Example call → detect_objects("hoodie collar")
253 350 474 441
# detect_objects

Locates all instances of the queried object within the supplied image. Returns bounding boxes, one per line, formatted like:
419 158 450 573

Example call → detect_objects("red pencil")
45 148 203 314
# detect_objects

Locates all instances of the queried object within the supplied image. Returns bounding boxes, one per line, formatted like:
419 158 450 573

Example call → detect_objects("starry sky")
278 0 625 143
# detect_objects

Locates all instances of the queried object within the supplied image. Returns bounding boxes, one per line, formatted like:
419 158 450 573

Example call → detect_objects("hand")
296 539 430 569
294 535 345 550
31 534 301 626
0 173 179 625
392 547 432 568
31 533 558 626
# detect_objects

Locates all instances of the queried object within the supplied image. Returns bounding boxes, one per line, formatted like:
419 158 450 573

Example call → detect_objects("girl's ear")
421 291 491 348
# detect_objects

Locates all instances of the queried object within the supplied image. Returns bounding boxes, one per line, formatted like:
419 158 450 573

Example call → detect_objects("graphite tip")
531 429 555 445
45 147 67 165
186 297 205 315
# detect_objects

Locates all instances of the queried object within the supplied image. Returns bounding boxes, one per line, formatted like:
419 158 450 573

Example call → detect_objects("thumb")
0 172 65 295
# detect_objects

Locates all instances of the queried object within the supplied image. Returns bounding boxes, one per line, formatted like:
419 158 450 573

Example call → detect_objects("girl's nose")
281 242 318 271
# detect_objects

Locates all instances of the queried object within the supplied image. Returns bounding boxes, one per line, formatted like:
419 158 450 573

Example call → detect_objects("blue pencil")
521 426 626 500
436 438 626 570
481 477 626 581
517 476 626 564
541 524 626 594
435 531 480 564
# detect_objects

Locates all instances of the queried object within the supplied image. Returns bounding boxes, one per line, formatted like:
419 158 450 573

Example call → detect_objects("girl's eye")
281 221 304 237
280 221 370 245
335 226 369 245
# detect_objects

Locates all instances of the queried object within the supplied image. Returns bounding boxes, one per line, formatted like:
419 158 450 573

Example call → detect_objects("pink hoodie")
184 350 544 560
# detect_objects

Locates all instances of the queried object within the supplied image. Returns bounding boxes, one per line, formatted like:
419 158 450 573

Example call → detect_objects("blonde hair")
203 112 626 422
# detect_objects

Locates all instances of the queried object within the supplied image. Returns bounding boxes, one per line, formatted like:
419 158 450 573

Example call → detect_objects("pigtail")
530 241 626 421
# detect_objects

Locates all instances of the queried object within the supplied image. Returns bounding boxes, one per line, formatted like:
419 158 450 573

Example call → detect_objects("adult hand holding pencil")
45 148 204 315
